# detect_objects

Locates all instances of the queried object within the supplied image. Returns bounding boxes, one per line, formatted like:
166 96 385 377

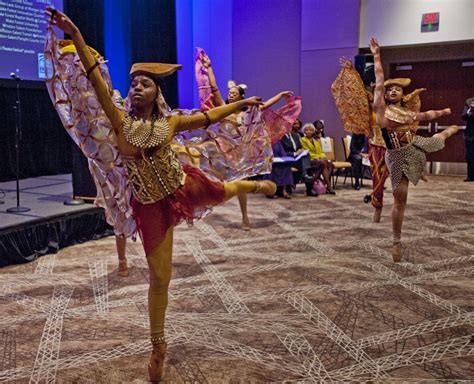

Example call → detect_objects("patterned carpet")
1 175 473 383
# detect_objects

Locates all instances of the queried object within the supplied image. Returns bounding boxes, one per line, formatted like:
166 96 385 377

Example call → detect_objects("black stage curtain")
0 80 72 182
0 209 113 267
130 0 178 108
64 0 105 54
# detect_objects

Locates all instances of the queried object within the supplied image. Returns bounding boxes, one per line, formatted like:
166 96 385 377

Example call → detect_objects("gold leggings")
146 179 259 339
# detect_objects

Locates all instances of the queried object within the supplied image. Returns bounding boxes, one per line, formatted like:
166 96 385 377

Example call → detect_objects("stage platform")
0 174 111 267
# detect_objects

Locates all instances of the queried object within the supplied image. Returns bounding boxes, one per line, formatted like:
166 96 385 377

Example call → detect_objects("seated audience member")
348 133 367 190
269 141 294 198
280 119 318 196
301 123 336 194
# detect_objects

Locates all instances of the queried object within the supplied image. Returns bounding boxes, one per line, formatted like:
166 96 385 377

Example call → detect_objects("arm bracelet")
202 111 211 127
86 61 100 79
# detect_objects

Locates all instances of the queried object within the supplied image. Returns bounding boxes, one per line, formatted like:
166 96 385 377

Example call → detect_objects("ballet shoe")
420 175 428 182
254 180 277 197
392 243 402 263
117 259 129 277
373 208 382 223
148 342 167 382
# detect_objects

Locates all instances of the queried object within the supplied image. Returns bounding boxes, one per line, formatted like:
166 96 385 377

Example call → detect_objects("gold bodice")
385 104 416 125
123 145 185 204
382 105 416 149
121 116 185 204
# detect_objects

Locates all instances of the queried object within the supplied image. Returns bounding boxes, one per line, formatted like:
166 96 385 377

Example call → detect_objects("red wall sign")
422 12 439 25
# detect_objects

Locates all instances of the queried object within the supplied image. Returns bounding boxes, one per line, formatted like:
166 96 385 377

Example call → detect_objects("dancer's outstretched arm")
46 7 123 131
261 91 293 110
369 37 385 112
200 54 225 106
169 97 263 133
415 108 451 122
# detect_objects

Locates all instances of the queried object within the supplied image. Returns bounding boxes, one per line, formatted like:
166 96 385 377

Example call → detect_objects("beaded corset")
122 116 185 204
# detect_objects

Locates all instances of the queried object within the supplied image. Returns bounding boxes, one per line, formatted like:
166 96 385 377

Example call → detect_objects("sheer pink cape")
44 28 136 238
194 47 302 145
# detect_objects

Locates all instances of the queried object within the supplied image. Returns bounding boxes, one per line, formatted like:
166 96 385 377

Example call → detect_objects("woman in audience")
280 120 318 196
300 123 336 194
348 133 366 190
269 140 294 198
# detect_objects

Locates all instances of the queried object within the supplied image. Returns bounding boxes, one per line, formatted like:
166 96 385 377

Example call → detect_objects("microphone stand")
6 74 30 213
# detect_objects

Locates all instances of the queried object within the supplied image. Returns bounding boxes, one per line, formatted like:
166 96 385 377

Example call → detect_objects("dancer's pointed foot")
118 259 129 277
254 180 277 197
148 341 166 382
373 208 382 223
392 243 402 263
420 174 428 182
241 218 251 231
445 125 459 137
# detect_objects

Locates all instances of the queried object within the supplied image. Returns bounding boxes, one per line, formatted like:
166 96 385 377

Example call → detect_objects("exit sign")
421 12 440 32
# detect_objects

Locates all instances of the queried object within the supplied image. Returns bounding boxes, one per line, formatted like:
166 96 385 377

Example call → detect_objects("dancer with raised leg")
46 8 276 382
196 49 300 229
369 37 458 262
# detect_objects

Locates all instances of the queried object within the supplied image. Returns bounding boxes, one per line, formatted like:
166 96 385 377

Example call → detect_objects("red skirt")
131 165 226 255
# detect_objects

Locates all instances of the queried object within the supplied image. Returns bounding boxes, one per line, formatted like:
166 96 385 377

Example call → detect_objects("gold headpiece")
130 63 182 78
384 78 411 88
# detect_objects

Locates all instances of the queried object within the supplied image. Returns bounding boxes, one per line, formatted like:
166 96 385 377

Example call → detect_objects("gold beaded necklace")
122 113 170 149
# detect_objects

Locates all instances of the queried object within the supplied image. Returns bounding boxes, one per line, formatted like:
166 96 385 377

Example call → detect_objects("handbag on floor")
313 179 327 195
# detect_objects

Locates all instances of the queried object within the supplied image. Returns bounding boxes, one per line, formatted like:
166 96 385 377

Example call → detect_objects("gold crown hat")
384 78 411 88
130 63 182 78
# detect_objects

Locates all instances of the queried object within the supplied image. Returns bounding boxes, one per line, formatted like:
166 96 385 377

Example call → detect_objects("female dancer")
46 8 276 381
369 37 458 261
196 50 299 229
333 57 429 223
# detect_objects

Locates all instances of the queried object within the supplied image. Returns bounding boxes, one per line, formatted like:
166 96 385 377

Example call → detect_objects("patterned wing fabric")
403 88 425 133
262 96 302 144
44 28 136 238
171 48 273 181
331 65 371 135
173 107 272 182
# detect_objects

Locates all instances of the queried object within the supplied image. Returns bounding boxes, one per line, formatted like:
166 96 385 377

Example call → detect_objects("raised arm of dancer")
46 7 123 132
369 37 385 111
415 108 451 122
169 97 262 133
200 54 225 106
261 91 293 110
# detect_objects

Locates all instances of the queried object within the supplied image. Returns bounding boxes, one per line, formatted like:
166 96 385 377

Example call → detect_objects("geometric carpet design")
1 175 473 383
